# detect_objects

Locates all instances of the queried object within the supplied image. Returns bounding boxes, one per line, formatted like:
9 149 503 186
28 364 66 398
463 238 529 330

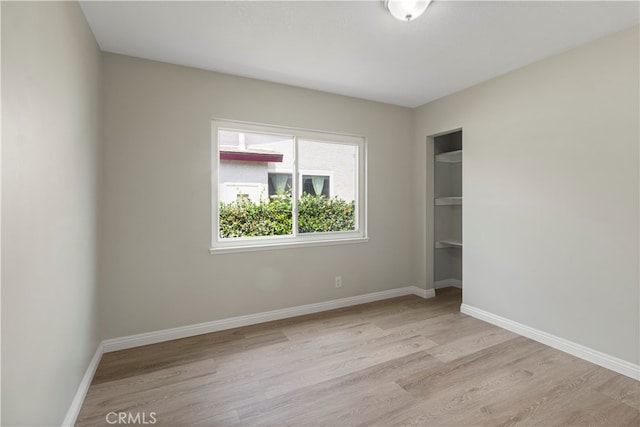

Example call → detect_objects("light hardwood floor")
76 288 639 426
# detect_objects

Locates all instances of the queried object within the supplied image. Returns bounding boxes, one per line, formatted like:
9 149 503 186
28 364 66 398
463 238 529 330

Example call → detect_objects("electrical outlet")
335 276 342 288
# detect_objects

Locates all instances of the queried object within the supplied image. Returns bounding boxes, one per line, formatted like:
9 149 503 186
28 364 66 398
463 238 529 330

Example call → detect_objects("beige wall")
100 53 414 339
413 26 639 364
1 2 102 425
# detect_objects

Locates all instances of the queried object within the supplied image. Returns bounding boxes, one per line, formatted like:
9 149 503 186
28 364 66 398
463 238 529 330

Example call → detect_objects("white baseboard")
412 285 436 299
103 286 433 353
434 279 462 289
460 303 640 381
61 343 104 427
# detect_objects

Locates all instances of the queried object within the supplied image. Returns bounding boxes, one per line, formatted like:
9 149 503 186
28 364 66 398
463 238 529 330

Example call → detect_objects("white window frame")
211 119 368 254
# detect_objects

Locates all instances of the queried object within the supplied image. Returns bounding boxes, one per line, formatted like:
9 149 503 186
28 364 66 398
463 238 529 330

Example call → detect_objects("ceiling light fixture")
385 0 432 22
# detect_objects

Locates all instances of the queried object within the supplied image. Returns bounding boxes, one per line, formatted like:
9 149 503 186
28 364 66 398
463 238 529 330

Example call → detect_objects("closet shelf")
435 150 462 163
435 240 462 249
435 196 462 205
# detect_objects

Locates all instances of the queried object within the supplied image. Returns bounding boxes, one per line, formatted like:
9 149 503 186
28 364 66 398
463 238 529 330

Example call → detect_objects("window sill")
209 237 369 255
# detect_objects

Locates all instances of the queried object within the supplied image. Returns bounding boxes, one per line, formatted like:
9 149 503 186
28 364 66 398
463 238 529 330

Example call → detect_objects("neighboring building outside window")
211 119 367 252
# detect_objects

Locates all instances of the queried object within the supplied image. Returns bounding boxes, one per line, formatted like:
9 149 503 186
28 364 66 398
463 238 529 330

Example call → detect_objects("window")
268 173 332 198
212 119 367 252
268 173 292 197
302 175 330 197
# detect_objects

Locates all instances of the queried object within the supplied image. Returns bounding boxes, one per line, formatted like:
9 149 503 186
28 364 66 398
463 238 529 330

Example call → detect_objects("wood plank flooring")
76 288 639 426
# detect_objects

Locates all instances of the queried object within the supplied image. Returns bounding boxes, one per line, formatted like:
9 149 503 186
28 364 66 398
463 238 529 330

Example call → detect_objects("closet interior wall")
433 131 463 287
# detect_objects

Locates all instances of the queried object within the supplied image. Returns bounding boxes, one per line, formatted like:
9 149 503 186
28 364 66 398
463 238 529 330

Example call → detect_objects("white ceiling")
80 1 639 108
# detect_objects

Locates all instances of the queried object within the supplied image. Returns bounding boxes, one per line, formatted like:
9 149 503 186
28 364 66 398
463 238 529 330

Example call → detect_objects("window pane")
302 175 330 197
268 173 292 197
298 140 357 233
218 130 294 238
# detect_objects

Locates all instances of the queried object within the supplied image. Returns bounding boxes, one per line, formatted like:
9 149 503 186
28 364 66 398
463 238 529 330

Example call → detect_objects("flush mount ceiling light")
385 0 432 22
